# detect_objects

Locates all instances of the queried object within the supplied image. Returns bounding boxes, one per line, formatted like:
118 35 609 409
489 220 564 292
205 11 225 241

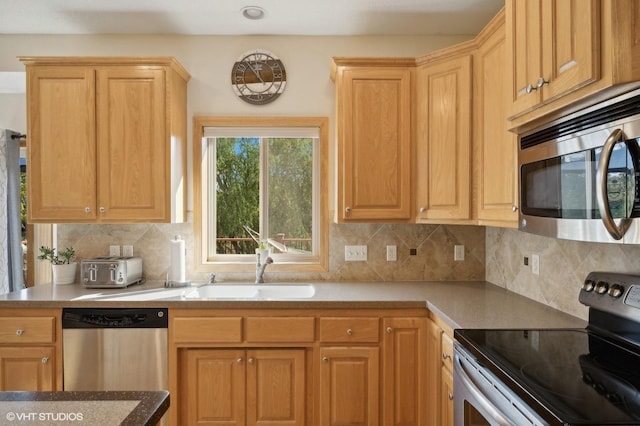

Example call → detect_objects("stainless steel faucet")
255 253 273 283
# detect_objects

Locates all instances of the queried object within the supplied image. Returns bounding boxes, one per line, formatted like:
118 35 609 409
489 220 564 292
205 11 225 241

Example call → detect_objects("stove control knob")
595 281 609 294
608 283 625 298
582 279 595 292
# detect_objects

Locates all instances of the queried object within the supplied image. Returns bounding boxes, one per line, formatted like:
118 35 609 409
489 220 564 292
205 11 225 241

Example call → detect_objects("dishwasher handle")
62 308 168 329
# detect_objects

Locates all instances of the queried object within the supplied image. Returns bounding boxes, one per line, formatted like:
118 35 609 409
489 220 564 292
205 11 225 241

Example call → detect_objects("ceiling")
0 0 504 36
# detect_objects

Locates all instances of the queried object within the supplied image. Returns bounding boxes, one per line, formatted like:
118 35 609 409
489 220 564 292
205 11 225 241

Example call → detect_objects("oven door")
453 343 548 426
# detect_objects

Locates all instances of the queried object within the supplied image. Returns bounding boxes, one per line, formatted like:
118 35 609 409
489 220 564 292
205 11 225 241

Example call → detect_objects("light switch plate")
454 245 464 261
386 245 397 261
122 245 134 257
345 245 367 261
109 245 120 256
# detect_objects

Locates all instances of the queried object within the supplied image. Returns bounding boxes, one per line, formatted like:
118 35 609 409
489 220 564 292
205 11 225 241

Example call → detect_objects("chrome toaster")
81 256 143 288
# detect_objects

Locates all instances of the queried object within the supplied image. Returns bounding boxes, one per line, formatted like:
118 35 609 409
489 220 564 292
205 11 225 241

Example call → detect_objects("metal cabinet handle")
386 327 393 334
345 207 351 213
322 356 329 363
15 329 23 336
237 357 243 364
512 205 518 212
84 207 92 213
442 353 451 360
99 207 106 213
248 358 254 365
419 207 426 213
448 393 454 401
525 83 537 94
346 328 353 335
536 77 549 88
41 357 48 364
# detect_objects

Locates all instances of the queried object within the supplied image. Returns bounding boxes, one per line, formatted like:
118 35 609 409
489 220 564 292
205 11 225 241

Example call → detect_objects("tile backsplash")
486 227 640 320
57 220 485 284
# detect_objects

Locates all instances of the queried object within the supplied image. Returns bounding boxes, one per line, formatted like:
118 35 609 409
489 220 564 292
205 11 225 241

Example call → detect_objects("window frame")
193 116 329 273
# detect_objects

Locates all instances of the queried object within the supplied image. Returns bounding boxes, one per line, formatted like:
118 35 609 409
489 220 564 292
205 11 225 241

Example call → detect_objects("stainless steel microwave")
519 89 640 244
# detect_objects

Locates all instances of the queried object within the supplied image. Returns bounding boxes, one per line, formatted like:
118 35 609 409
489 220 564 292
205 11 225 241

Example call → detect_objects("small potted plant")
38 246 77 285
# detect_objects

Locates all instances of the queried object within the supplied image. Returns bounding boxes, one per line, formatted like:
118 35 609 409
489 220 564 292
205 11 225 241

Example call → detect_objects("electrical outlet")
454 245 465 261
122 245 134 257
109 245 121 256
386 245 397 262
531 254 540 275
345 245 367 261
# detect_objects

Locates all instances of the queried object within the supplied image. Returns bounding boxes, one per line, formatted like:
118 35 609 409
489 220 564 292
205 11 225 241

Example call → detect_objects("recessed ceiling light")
241 6 267 20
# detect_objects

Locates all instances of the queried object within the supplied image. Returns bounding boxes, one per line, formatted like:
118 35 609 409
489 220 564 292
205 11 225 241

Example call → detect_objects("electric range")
454 271 640 425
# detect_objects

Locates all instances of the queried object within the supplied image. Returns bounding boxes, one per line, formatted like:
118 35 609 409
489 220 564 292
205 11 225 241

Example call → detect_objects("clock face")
231 50 287 105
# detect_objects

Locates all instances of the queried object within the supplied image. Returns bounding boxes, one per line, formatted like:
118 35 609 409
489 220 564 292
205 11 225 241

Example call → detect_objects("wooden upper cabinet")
26 66 98 221
507 0 640 130
22 57 190 223
475 10 519 227
415 54 472 222
332 59 414 222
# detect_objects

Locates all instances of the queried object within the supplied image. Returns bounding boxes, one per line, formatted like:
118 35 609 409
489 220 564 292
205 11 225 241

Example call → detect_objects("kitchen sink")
71 283 316 301
182 283 316 300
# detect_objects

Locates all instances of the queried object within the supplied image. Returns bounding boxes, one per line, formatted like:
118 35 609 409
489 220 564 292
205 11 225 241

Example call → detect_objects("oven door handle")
454 353 513 426
596 128 632 240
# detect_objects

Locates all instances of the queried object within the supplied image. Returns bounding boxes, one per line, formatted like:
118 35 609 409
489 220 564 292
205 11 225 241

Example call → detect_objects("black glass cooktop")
455 328 640 425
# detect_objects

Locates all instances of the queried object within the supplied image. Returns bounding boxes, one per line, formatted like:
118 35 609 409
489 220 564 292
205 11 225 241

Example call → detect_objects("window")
194 117 328 272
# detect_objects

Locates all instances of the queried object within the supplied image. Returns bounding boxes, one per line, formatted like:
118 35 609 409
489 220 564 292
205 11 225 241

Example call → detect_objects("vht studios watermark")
5 411 84 422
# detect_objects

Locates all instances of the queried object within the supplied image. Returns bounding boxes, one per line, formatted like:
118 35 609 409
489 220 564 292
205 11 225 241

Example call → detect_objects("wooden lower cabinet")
171 309 429 426
0 346 56 391
184 348 306 426
0 309 61 392
382 317 427 426
319 346 379 426
441 367 454 426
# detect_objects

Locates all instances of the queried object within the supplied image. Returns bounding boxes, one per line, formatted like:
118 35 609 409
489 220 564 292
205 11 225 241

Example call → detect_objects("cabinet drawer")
245 317 315 342
173 317 242 343
319 317 379 343
441 332 454 372
0 317 55 344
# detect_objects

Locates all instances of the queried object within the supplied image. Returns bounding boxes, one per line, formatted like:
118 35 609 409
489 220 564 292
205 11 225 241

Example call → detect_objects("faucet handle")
209 273 216 284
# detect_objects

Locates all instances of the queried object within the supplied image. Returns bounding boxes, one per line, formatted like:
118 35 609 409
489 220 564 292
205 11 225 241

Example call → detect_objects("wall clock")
231 49 287 105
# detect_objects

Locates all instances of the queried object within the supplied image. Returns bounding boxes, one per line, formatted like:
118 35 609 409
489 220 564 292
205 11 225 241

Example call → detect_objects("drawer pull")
237 357 243 364
322 356 329 363
442 353 451 360
15 329 24 336
346 328 353 335
41 357 48 364
386 327 393 334
448 393 454 401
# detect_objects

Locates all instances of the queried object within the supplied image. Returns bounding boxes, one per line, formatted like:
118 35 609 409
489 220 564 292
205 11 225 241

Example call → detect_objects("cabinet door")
441 366 454 426
541 0 600 103
337 67 412 221
186 349 245 426
425 319 442 426
0 346 55 391
416 55 472 221
507 0 544 114
320 346 379 426
96 67 167 221
247 349 305 426
26 66 97 222
475 16 519 226
382 317 427 426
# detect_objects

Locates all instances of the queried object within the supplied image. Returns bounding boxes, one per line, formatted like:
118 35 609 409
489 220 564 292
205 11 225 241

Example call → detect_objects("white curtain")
0 129 24 294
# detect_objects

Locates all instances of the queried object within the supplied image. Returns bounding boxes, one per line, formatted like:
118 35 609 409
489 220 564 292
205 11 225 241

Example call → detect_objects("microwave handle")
596 128 632 240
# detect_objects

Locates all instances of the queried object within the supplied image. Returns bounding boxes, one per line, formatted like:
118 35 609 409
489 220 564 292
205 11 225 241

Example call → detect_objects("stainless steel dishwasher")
62 308 168 392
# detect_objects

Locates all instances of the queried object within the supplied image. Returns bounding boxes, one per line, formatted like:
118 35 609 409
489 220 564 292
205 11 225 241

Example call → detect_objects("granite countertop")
0 280 587 330
0 390 168 426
